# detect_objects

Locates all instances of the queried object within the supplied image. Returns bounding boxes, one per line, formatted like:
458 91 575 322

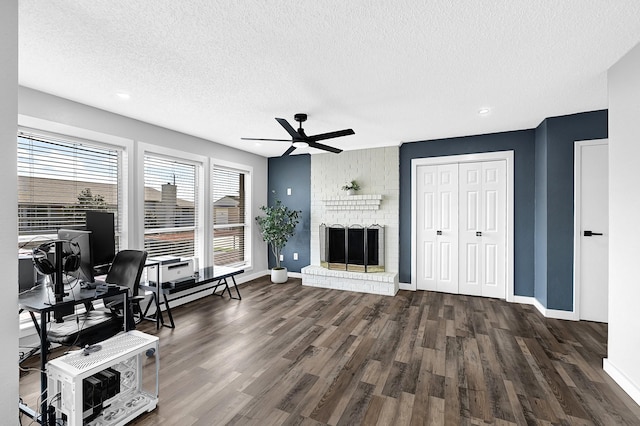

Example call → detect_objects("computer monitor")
18 254 36 292
57 229 95 284
85 211 116 272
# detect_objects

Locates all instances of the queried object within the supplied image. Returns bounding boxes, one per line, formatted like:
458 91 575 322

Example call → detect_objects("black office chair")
47 250 148 348
102 249 149 325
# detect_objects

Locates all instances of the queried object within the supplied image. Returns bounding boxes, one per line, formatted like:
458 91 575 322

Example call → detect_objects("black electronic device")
57 229 95 285
95 368 120 398
169 276 196 289
82 367 121 421
85 210 116 274
18 254 36 292
83 375 103 411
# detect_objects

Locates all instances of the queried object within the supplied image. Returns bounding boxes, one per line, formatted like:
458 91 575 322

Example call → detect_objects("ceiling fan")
241 113 354 156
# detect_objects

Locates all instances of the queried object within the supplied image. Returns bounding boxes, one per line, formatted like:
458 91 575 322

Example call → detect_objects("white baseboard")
604 358 640 406
258 270 303 279
530 297 578 320
240 269 269 282
399 282 414 291
511 295 536 305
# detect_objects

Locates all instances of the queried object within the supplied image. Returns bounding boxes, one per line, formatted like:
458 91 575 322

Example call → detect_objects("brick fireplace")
301 147 399 296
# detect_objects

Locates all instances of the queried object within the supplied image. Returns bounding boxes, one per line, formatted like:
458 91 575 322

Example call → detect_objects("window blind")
17 132 120 249
212 167 246 267
144 154 197 258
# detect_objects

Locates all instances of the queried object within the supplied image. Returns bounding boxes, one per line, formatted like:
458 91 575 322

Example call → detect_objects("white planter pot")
347 189 355 196
271 267 288 284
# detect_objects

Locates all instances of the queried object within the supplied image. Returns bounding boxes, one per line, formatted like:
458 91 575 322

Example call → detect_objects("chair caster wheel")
146 348 156 357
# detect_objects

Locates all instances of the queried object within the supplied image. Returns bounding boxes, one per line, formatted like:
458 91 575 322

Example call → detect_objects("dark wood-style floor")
20 277 640 425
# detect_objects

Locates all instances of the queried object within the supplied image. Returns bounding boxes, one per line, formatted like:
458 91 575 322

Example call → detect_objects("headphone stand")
53 240 69 322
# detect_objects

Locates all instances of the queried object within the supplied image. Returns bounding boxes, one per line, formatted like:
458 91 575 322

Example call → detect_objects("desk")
18 284 128 426
140 266 243 329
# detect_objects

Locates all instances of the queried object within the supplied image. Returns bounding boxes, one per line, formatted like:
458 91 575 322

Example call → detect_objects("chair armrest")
105 300 124 310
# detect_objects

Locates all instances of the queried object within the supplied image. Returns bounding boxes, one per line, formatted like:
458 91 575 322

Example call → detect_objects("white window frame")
211 158 253 270
17 118 132 333
17 125 130 248
137 142 207 262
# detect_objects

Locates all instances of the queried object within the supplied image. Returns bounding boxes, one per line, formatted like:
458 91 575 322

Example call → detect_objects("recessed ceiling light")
254 142 262 147
116 92 130 100
478 107 491 116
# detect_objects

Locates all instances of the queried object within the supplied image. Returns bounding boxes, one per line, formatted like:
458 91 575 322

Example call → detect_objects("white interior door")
577 141 608 322
459 161 506 298
416 164 458 292
411 151 513 298
416 165 437 291
436 164 459 294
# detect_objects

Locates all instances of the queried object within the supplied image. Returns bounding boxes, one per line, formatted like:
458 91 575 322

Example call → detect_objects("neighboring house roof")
213 196 240 208
18 176 194 208
18 176 118 205
144 186 194 208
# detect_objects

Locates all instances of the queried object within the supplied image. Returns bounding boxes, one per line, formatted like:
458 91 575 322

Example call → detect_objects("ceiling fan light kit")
241 113 354 156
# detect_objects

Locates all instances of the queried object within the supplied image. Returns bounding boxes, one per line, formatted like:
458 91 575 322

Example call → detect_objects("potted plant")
255 199 301 283
341 180 360 195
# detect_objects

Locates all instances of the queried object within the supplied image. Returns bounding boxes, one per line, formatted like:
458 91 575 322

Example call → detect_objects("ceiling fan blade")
241 137 291 142
308 141 343 154
275 118 301 139
309 129 354 142
281 145 296 156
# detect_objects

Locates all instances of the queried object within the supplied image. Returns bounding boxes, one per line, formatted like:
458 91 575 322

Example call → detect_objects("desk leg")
230 276 242 300
30 311 41 337
222 278 232 298
142 292 165 330
211 279 226 298
40 312 48 426
142 293 154 327
162 294 175 328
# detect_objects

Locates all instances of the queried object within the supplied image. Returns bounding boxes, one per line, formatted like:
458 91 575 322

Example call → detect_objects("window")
144 154 198 258
212 166 248 267
17 131 121 250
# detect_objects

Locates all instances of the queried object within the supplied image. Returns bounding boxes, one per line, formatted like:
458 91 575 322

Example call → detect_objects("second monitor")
85 211 116 274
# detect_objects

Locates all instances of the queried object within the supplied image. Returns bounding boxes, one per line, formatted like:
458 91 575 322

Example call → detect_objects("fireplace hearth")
320 224 385 272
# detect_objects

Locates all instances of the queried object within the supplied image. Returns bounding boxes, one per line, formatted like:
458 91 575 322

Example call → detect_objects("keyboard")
81 279 106 290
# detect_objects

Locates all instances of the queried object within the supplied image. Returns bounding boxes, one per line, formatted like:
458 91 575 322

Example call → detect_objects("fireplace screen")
320 224 384 272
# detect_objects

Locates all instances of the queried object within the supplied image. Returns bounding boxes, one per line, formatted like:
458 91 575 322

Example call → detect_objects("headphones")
32 240 81 276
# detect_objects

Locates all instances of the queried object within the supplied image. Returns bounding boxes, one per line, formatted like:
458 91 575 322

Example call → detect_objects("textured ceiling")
18 1 640 157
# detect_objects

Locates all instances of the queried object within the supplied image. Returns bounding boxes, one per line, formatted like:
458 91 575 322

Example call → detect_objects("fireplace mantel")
322 194 383 211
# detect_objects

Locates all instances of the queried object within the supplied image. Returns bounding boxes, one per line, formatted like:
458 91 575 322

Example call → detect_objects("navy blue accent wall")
265 110 607 312
266 154 311 272
540 110 608 310
534 119 548 306
399 130 536 296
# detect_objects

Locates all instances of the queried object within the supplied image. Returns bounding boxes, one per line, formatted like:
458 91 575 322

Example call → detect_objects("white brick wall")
310 146 399 272
302 266 399 296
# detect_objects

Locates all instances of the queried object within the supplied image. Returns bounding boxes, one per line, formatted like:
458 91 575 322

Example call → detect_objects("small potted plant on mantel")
341 180 360 196
255 199 301 283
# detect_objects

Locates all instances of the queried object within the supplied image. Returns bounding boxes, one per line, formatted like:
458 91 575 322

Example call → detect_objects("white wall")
1 0 18 421
18 87 269 276
310 146 400 272
605 42 640 404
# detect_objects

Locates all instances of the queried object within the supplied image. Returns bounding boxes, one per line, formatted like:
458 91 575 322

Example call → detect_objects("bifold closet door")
458 160 506 298
416 164 458 293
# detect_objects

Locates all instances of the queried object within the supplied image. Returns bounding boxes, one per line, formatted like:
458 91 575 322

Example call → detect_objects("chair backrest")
105 250 148 297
